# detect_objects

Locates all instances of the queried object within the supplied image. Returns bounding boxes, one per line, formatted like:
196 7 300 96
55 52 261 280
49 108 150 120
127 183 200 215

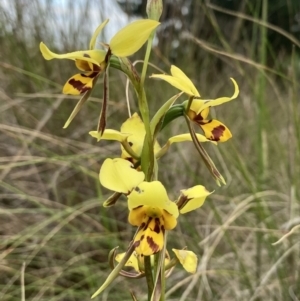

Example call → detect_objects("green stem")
139 31 156 180
144 255 154 301
141 31 155 87
159 233 167 301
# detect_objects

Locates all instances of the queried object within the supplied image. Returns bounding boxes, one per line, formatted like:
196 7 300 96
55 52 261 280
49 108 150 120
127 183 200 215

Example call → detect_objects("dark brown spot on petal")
129 141 133 146
133 240 140 248
80 71 98 78
68 72 100 93
92 63 101 72
153 218 161 234
125 157 135 165
176 195 188 211
143 217 152 230
83 53 91 58
161 225 165 233
211 125 226 141
146 236 160 254
194 113 204 123
68 78 91 94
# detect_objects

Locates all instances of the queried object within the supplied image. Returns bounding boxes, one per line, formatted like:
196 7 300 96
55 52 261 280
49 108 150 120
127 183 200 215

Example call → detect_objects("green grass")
1 0 300 300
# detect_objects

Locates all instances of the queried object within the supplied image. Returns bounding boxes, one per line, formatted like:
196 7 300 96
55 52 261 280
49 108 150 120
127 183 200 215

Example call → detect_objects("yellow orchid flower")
151 65 239 142
90 113 160 163
40 19 160 95
40 19 109 95
128 181 179 256
99 158 212 254
127 182 212 256
90 113 215 162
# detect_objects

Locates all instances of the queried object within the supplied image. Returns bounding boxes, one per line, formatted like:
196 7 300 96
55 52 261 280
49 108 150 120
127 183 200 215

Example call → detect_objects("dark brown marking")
176 195 188 211
68 78 91 93
143 218 152 230
211 125 225 141
133 240 140 248
92 64 101 72
83 53 91 58
125 157 134 165
153 218 161 234
161 225 165 234
194 113 204 122
129 141 133 146
80 72 98 78
146 236 160 253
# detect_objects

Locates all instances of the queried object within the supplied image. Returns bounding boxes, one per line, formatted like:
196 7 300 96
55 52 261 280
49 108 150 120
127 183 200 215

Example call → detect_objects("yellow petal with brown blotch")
75 59 102 72
129 205 177 230
134 217 164 256
189 101 209 120
178 185 212 214
199 119 232 142
62 72 99 95
128 181 179 218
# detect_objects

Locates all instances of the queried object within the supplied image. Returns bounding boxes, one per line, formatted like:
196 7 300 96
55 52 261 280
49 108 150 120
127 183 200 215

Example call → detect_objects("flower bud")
146 0 163 21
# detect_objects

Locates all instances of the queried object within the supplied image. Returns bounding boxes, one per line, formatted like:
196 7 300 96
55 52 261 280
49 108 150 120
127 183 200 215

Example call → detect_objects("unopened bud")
146 0 163 21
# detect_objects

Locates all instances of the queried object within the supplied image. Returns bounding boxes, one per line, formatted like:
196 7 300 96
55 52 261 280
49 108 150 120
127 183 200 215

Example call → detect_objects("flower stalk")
39 0 240 299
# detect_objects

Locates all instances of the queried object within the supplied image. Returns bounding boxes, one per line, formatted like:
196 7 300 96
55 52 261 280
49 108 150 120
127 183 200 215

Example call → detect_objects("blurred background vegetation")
1 0 300 300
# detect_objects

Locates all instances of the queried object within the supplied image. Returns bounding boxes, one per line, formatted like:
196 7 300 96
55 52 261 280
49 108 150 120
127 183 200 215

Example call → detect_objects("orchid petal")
198 78 239 112
178 185 212 214
170 65 200 96
110 20 160 57
151 74 196 96
89 129 130 142
89 19 109 50
200 119 232 142
40 42 105 65
134 217 164 255
172 249 198 273
128 181 179 218
115 251 140 273
168 133 217 144
99 158 144 194
62 72 99 95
